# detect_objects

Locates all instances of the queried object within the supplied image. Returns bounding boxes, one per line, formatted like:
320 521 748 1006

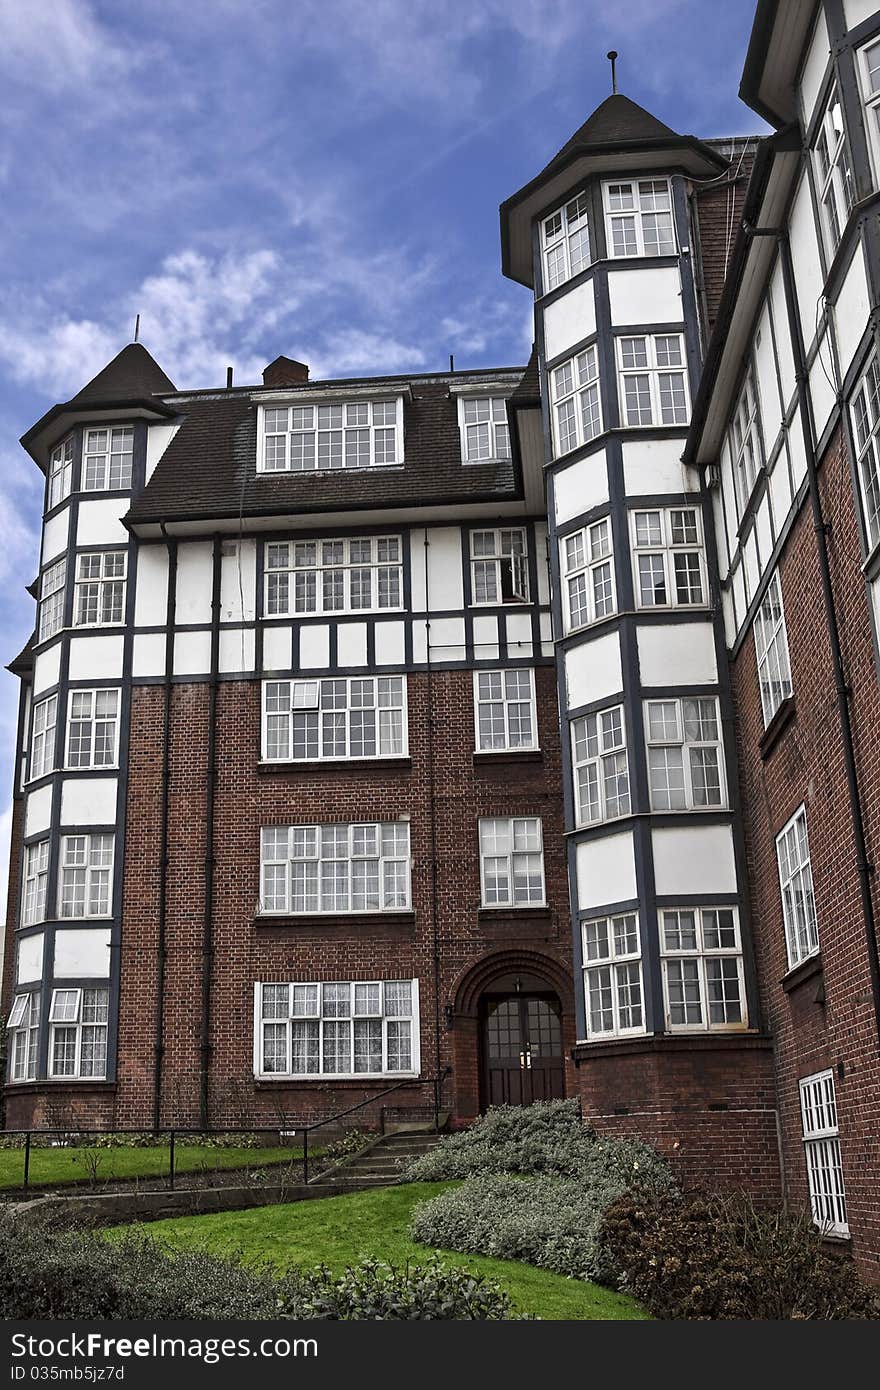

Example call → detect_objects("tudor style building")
4 0 880 1276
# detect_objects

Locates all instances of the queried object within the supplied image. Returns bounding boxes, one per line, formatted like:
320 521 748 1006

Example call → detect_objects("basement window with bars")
812 86 855 259
800 1070 849 1236
478 817 545 907
260 822 410 915
631 506 705 608
660 908 745 1031
473 669 537 751
74 551 127 627
22 839 49 926
48 987 109 1079
572 705 630 827
259 399 402 471
66 688 120 768
256 979 419 1078
850 354 880 551
617 334 689 427
264 536 402 616
29 694 57 781
581 913 644 1039
776 805 819 969
262 676 407 761
728 369 763 518
753 571 793 727
541 192 591 292
38 558 66 643
59 834 114 919
47 436 73 509
6 991 40 1082
602 178 676 258
458 397 511 462
561 519 614 632
551 345 602 456
645 698 724 811
470 528 529 604
82 426 134 490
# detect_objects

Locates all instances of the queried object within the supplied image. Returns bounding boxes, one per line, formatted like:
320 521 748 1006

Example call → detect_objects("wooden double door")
481 993 565 1107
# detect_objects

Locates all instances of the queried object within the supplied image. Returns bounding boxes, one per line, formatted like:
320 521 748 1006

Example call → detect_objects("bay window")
48 987 109 1079
660 907 745 1030
581 913 644 1038
645 698 724 810
562 519 614 631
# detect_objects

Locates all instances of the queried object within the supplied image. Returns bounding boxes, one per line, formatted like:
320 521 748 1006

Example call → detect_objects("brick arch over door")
447 946 576 1122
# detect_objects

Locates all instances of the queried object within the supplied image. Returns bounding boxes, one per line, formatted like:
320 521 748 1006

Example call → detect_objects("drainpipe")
752 223 880 1051
153 528 178 1131
423 533 444 1120
199 536 222 1127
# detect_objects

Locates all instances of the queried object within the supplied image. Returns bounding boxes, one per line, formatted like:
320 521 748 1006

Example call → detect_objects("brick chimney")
262 356 310 387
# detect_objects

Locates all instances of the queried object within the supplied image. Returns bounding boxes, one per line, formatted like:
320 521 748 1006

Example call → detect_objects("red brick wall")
730 426 880 1277
693 154 755 338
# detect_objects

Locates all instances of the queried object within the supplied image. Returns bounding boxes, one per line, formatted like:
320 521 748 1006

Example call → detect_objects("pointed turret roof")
539 94 680 178
71 343 176 404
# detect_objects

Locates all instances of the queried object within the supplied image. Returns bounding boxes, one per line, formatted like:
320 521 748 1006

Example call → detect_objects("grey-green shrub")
405 1099 673 1196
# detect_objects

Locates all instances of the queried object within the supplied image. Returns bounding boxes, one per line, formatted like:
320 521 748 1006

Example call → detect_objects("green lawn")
136 1182 647 1320
0 1143 306 1190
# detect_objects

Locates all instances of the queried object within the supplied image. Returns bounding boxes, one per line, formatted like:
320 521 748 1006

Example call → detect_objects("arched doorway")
481 972 565 1106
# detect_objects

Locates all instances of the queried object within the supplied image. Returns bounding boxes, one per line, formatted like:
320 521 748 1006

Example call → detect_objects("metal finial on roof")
133 314 140 343
607 50 618 95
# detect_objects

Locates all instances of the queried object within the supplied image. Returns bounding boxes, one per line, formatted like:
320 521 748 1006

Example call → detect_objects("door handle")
520 1048 532 1071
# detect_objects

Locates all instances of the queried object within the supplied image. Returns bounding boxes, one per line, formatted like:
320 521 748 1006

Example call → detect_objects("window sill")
257 758 411 775
3 1079 116 1093
478 906 551 921
781 951 823 995
472 749 542 766
256 464 406 477
253 911 416 931
759 696 796 760
254 1072 419 1088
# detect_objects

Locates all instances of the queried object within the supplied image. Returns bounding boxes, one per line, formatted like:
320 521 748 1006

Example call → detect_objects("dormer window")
458 397 511 463
258 398 403 472
603 178 675 257
541 192 591 292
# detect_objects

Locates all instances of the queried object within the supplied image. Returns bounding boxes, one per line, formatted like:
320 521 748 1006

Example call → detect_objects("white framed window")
74 551 127 627
48 987 109 1079
617 334 689 427
59 834 114 919
850 354 880 551
631 506 705 608
479 817 545 907
551 344 602 456
572 705 630 826
48 437 73 509
754 572 793 727
22 839 49 926
458 397 511 462
646 698 724 811
83 427 134 491
260 822 410 915
473 669 537 751
259 398 402 472
728 370 762 516
7 991 40 1082
800 1070 848 1236
776 805 819 969
858 38 880 183
470 528 529 604
262 676 407 761
812 86 854 257
561 519 614 631
660 908 745 1031
603 178 676 258
264 536 402 617
581 913 644 1038
65 688 121 769
256 979 419 1078
541 192 591 291
38 558 67 643
29 694 57 781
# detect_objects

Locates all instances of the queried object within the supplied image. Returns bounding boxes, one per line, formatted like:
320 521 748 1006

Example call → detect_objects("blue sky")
0 0 768 911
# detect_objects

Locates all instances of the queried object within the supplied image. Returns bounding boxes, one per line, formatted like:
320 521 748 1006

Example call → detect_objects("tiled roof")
538 94 680 180
72 344 176 404
125 368 528 525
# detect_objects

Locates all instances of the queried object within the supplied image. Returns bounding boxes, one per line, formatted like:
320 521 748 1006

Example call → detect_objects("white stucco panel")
299 624 330 669
337 622 368 667
834 242 870 379
262 625 292 671
76 498 129 547
429 617 466 662
473 614 499 662
33 643 62 698
175 543 214 624
768 448 793 535
68 635 124 680
564 630 622 709
505 611 533 659
145 422 181 484
60 777 118 826
219 627 256 673
753 301 783 454
220 540 256 622
42 507 70 564
608 266 682 327
553 451 609 525
54 927 112 979
789 174 825 345
173 629 211 676
808 335 837 441
652 823 737 896
134 545 169 626
427 528 464 610
799 7 830 127
132 632 166 677
375 621 406 666
543 280 596 362
25 784 53 837
622 438 692 496
637 622 717 686
575 830 637 911
16 933 44 985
